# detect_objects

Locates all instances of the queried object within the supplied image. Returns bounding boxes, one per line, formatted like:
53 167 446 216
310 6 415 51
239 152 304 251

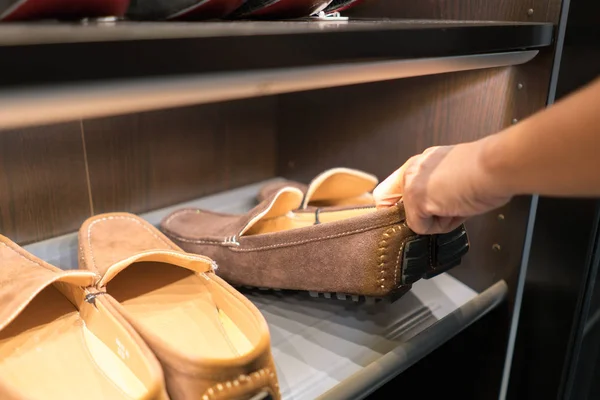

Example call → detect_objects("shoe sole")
238 225 469 304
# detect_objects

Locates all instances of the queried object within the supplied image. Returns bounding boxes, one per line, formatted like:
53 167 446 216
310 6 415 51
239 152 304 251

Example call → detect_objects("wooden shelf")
0 19 553 130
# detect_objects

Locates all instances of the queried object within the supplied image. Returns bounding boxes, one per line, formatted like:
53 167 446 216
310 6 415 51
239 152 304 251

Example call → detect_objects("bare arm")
373 76 600 234
483 75 600 197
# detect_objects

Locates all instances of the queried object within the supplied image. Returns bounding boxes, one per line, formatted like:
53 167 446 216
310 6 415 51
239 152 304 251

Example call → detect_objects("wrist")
476 133 519 198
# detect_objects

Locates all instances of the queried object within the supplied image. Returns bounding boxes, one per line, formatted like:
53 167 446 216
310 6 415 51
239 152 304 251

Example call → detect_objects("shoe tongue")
0 236 97 333
302 168 378 209
239 187 304 236
98 250 216 287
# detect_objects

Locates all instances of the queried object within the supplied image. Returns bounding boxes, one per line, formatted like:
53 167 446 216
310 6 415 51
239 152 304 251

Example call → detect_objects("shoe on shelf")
0 235 166 400
126 0 245 20
0 0 129 21
79 212 280 400
161 187 470 302
228 0 333 19
258 167 378 209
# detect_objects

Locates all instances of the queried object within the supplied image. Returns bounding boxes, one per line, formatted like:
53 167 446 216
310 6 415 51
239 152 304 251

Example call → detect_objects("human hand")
373 142 513 235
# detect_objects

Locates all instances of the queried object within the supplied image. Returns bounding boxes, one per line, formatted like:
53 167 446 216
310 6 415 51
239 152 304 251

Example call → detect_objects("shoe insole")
246 206 376 235
309 193 375 208
0 286 147 400
108 262 253 360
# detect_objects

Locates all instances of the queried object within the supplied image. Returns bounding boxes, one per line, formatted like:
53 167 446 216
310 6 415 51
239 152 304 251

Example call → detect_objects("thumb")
373 163 409 209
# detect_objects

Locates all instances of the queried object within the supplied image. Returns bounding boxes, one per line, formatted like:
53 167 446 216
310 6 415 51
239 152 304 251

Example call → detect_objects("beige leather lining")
240 187 304 236
0 285 152 400
107 262 256 361
302 168 378 209
98 250 214 287
244 207 376 236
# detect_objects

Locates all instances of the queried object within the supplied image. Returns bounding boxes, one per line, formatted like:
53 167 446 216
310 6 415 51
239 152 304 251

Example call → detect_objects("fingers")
404 208 434 235
406 215 466 235
375 149 466 235
373 158 415 209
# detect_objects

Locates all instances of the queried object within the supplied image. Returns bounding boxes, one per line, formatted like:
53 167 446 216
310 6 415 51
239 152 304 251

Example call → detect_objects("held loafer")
0 235 166 400
79 213 280 400
161 187 470 302
257 167 378 209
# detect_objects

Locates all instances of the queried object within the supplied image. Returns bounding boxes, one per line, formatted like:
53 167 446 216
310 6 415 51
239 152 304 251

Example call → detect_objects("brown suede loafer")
161 187 470 302
257 167 378 209
79 213 280 400
0 235 167 400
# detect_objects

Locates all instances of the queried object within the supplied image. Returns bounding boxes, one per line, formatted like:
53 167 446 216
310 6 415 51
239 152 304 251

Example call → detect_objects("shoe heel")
426 225 470 279
401 236 431 284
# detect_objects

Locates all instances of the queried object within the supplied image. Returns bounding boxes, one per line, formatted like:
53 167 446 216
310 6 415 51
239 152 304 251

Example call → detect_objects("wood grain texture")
276 64 546 293
83 98 276 215
0 122 91 245
277 67 513 182
347 0 563 23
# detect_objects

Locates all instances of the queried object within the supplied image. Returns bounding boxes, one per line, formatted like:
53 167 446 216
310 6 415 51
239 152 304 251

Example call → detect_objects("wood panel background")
0 122 91 244
0 98 277 245
83 97 277 215
348 0 563 23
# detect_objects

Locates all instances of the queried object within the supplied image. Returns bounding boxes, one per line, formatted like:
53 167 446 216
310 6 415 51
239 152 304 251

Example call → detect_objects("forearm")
480 76 600 197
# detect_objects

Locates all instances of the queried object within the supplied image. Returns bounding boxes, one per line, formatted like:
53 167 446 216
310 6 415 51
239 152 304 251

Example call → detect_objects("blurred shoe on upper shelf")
257 167 378 210
161 186 470 302
0 235 167 400
0 0 129 21
323 0 367 13
126 0 245 20
228 0 333 19
79 212 280 400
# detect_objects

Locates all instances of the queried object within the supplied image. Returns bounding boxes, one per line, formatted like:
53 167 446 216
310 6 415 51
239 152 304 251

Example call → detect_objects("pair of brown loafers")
0 215 279 400
162 168 470 302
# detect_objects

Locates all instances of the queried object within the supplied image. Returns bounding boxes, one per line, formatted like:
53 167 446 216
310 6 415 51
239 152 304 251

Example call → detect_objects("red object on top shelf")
0 0 129 21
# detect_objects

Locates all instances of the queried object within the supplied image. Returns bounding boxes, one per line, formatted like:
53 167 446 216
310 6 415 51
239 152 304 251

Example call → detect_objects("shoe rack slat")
23 179 507 400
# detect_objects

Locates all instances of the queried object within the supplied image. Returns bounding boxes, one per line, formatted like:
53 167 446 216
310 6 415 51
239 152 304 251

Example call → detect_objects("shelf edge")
318 280 508 400
0 51 537 131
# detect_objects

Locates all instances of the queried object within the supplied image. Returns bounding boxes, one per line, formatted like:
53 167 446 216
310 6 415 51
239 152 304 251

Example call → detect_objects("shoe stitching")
169 236 237 246
162 209 196 227
377 226 396 292
200 367 278 400
395 242 404 288
166 222 396 251
87 215 177 270
229 222 395 252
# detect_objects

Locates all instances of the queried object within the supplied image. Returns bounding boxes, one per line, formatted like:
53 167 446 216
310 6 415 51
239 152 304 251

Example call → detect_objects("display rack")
0 20 553 129
24 179 508 399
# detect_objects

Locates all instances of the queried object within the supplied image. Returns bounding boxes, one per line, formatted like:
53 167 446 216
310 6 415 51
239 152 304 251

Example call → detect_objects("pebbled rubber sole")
236 225 469 305
238 284 412 305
